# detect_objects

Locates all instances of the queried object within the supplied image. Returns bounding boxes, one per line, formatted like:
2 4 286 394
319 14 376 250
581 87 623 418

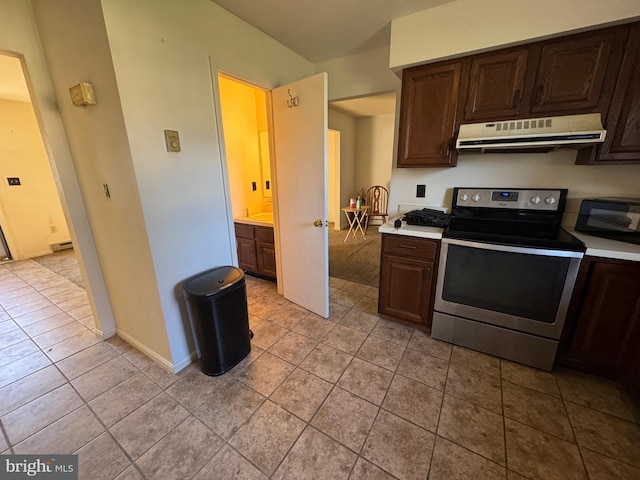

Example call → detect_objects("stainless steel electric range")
432 187 585 371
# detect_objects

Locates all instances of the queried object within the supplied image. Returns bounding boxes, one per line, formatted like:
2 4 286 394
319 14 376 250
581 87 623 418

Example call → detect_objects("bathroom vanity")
234 221 276 280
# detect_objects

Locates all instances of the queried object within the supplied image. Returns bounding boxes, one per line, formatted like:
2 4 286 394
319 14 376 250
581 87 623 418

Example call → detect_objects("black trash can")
182 266 251 376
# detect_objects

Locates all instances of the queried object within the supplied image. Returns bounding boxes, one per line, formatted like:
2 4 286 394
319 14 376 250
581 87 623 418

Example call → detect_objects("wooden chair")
364 185 389 232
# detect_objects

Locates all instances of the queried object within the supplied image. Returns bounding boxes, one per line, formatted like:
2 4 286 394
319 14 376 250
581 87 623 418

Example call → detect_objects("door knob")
313 219 324 227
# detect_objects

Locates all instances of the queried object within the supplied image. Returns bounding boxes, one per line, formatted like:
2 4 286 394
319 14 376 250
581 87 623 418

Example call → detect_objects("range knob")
472 194 481 202
545 196 557 205
460 194 469 202
531 195 542 205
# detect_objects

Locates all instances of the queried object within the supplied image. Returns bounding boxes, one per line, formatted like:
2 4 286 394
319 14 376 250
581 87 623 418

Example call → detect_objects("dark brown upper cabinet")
397 61 461 167
577 25 640 164
463 49 529 121
397 21 639 167
529 31 626 115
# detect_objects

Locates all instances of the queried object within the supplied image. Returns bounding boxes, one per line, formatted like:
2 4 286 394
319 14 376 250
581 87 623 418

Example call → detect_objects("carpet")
329 228 381 287
32 249 84 288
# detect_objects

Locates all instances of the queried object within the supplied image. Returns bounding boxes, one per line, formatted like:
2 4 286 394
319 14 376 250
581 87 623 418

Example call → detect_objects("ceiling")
330 92 397 117
211 0 455 63
1 1 448 114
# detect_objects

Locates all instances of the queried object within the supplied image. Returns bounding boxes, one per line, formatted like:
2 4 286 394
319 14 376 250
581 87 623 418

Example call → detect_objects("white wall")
32 0 172 365
100 0 314 370
328 109 356 229
390 0 640 69
31 0 315 371
388 149 640 218
354 114 394 193
0 98 70 259
316 46 401 100
0 0 116 337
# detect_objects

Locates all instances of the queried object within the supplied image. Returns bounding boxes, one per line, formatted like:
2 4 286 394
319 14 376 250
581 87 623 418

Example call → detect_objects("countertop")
378 216 444 240
233 217 274 227
379 216 640 263
565 229 640 262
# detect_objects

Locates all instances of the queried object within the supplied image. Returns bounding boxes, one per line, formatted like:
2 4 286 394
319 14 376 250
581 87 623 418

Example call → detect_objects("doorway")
217 74 273 224
215 70 330 317
0 54 72 263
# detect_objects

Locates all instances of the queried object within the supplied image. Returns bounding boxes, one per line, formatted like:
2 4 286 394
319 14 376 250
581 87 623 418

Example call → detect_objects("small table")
342 206 369 242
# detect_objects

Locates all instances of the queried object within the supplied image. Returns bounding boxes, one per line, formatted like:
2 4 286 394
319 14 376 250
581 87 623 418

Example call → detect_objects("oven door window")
442 244 571 323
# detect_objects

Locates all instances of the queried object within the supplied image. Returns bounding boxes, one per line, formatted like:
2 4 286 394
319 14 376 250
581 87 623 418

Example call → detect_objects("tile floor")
1 258 640 479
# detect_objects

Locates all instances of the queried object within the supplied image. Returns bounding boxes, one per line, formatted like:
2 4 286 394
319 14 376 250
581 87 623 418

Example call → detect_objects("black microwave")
575 198 640 245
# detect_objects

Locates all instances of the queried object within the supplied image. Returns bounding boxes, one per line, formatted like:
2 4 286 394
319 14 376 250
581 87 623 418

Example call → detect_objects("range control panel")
454 188 566 211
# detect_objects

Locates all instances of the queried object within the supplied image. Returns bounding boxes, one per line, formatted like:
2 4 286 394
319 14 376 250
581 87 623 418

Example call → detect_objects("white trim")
116 329 178 373
95 326 116 338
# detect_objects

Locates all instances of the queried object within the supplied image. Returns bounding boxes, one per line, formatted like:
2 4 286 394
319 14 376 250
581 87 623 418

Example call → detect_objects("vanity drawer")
234 223 254 240
382 235 438 260
255 226 275 244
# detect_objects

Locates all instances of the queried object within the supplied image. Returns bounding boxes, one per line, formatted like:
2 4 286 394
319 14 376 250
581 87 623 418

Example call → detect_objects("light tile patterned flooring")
1 258 640 479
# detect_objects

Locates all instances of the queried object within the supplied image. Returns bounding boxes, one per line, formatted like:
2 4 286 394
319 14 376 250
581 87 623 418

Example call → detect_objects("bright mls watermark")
1 455 78 479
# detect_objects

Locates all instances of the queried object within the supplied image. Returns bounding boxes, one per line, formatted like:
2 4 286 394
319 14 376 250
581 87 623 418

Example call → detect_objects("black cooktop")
444 217 585 252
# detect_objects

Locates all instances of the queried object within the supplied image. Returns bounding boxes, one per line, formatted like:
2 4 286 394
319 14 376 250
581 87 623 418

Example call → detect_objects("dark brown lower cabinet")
559 256 640 403
378 234 439 329
234 223 276 280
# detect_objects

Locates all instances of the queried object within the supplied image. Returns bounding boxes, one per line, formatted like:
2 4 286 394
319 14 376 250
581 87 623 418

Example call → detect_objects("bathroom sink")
250 212 273 223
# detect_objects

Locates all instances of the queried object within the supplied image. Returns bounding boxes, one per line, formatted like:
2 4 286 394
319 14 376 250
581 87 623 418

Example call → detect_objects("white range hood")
456 113 606 154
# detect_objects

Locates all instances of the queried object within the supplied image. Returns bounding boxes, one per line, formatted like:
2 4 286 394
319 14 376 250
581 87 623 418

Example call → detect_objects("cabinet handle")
512 89 521 109
399 245 417 249
442 142 450 159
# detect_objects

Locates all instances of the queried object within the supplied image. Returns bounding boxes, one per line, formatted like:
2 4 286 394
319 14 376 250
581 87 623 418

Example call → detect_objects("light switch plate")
164 130 181 152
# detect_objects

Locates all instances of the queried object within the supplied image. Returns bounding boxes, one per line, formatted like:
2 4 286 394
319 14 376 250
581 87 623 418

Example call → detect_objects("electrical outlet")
252 181 257 191
416 184 426 198
7 177 21 186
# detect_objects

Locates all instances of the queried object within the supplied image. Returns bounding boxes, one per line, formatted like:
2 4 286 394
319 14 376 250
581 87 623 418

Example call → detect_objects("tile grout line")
1 261 154 479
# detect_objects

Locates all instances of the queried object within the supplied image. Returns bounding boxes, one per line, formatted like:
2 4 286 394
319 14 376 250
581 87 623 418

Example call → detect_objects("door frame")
210 66 285 293
0 50 116 336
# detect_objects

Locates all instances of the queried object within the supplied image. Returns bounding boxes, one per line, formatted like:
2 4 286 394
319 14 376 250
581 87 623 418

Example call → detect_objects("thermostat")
164 130 181 152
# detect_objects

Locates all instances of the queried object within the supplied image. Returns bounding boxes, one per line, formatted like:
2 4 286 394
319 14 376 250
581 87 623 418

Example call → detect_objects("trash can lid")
182 266 244 299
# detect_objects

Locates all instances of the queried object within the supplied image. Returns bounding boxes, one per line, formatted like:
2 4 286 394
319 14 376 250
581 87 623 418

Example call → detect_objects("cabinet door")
379 254 434 326
621 316 640 405
256 241 277 279
567 259 640 373
591 26 640 164
236 238 258 273
464 49 529 121
397 62 461 167
529 32 623 115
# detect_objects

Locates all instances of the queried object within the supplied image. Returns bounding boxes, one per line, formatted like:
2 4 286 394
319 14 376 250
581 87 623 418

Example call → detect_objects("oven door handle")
442 237 584 258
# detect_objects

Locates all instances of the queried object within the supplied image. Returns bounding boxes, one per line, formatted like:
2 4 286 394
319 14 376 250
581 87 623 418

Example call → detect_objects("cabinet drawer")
234 223 254 240
382 235 438 260
254 225 274 244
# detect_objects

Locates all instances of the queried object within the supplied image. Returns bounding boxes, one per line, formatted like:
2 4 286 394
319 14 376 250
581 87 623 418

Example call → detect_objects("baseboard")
95 326 116 338
116 329 176 373
20 250 56 260
173 351 198 374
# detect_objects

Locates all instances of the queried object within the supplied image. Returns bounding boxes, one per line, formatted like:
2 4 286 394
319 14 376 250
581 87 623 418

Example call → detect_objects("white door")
272 73 329 317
